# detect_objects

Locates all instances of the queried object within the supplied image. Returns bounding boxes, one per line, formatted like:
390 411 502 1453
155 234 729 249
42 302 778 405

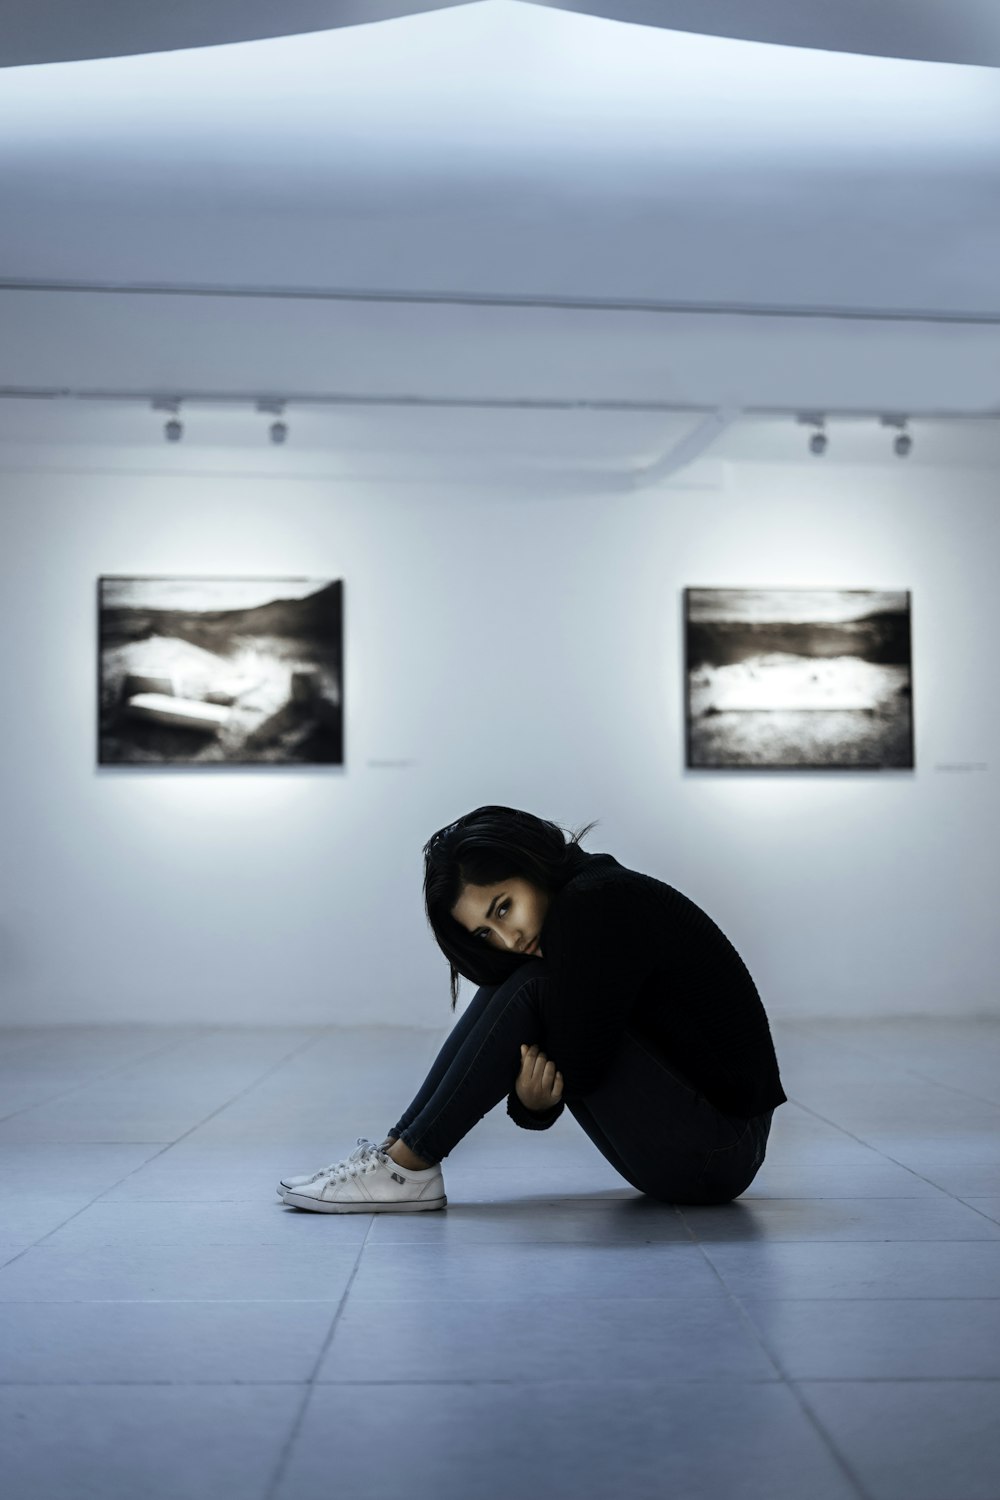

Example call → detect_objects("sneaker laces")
296 1140 383 1188
322 1139 390 1185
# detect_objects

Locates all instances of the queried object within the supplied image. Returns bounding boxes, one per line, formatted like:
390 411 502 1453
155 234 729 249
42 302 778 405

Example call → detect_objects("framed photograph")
98 576 343 765
685 588 914 770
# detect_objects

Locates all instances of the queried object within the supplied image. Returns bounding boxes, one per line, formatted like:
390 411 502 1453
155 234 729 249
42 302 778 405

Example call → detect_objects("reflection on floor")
1 1018 999 1500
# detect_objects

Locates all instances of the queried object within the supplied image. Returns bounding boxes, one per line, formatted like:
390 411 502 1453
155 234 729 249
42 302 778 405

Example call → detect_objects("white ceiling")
1 0 998 476
4 0 1000 69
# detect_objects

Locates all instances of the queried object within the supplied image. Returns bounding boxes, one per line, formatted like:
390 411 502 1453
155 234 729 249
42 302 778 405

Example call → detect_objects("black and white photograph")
98 576 344 765
685 587 914 769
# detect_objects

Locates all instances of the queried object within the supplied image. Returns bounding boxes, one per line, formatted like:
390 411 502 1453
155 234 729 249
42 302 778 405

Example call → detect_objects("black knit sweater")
506 849 787 1131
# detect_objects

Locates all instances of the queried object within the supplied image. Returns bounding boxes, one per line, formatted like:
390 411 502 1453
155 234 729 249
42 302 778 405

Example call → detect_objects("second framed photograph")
98 576 344 766
685 587 914 770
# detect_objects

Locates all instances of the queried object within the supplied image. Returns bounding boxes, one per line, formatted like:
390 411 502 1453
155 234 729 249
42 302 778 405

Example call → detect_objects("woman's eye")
478 901 509 941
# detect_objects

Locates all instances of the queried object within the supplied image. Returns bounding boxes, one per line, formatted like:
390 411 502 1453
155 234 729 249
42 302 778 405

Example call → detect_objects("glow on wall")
98 576 344 765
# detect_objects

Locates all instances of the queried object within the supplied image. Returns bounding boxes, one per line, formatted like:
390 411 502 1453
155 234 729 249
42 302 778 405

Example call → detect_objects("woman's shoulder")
562 849 670 895
548 852 666 924
553 851 709 932
539 858 672 970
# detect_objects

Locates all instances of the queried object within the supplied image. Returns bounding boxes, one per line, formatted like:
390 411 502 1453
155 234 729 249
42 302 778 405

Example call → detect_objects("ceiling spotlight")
152 398 183 443
256 399 288 446
797 412 827 456
881 414 912 458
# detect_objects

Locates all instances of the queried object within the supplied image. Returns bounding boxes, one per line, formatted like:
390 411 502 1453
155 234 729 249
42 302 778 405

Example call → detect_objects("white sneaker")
281 1143 446 1214
277 1137 387 1199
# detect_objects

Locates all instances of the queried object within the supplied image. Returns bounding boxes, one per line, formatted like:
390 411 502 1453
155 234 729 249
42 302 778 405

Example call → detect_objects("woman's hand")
516 1043 564 1113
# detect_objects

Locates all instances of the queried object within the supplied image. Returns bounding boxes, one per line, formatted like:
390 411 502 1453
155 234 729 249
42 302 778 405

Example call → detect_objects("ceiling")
4 0 1000 69
1 0 998 477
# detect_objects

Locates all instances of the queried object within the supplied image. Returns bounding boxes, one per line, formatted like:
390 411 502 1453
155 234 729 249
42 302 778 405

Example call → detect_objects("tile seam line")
654 1236 1000 1244
5 1293 999 1306
780 1023 1000 1102
876 1067 1000 1112
0 1028 335 1272
790 1054 1000 1111
777 1098 1000 1202
0 1293 355 1301
830 1145 1000 1205
283 1374 1000 1384
776 1148 1000 1207
262 1219 375 1500
3 1293 1000 1305
15 1376 1000 1388
776 1021 971 1071
690 1237 879 1500
0 1029 224 1126
31 1376 1000 1388
777 1097 901 1155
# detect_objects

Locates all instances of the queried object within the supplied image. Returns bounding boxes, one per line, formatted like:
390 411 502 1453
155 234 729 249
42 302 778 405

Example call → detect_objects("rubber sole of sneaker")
281 1188 447 1213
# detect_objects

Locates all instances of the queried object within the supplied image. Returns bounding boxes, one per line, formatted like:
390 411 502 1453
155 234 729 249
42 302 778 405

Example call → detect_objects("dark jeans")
389 960 774 1205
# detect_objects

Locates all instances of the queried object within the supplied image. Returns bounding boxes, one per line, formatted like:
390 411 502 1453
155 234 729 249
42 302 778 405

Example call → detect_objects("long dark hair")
423 804 599 1010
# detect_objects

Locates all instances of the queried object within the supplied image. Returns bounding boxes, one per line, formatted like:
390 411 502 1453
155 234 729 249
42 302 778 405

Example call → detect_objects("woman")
279 804 786 1213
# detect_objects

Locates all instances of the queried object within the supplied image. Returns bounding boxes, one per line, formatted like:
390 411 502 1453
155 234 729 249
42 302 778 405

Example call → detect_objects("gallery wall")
0 455 996 1027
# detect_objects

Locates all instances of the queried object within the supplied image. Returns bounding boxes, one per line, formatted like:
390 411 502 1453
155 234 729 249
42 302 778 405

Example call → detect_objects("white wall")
0 456 996 1025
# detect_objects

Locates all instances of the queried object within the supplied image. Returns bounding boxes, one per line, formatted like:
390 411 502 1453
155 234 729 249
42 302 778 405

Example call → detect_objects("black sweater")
506 849 787 1131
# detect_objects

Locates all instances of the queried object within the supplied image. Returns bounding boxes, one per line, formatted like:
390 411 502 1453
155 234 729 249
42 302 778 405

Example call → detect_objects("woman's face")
451 877 549 958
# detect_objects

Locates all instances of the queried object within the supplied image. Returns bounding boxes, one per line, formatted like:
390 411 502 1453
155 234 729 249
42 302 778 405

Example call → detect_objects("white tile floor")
1 1018 999 1500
